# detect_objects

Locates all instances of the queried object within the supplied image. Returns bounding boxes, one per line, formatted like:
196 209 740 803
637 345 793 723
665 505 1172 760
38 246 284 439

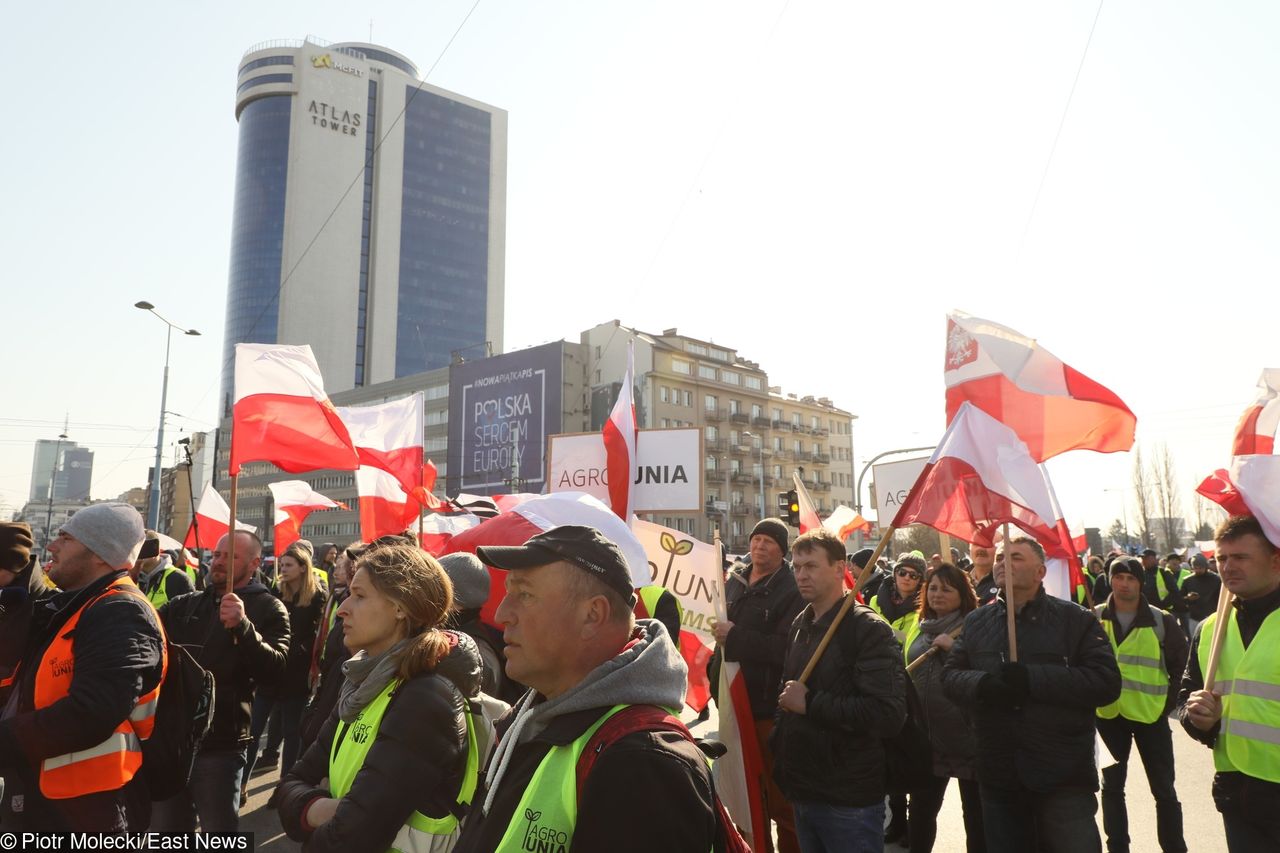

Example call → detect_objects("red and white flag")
1217 456 1280 548
355 467 421 543
410 461 446 511
418 510 483 556
944 311 1136 462
603 341 638 520
446 492 650 628
230 344 359 476
268 480 346 558
823 505 873 541
894 402 1082 598
792 473 822 533
184 482 256 550
336 394 424 496
1232 369 1280 456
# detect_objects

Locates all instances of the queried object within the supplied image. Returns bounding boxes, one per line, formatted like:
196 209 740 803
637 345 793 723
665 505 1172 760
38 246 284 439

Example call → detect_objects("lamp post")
743 431 764 521
42 431 68 559
136 301 201 531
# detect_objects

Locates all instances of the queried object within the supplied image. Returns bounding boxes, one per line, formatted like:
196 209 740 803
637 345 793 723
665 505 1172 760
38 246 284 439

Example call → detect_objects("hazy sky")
4 1 1275 536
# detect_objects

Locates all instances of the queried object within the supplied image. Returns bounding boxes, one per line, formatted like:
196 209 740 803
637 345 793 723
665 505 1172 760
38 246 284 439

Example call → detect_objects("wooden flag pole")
798 525 896 684
1202 580 1236 692
1003 523 1018 662
905 624 965 673
226 474 238 599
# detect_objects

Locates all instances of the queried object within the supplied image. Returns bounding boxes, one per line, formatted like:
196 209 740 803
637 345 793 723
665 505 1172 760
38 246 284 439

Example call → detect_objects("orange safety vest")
33 576 167 799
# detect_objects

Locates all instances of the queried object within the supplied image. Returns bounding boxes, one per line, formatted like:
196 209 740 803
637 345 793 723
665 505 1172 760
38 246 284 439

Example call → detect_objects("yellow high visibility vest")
1096 606 1167 724
1197 608 1280 783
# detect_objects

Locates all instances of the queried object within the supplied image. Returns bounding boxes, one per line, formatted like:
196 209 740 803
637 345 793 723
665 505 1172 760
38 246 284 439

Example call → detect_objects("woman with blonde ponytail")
276 544 487 853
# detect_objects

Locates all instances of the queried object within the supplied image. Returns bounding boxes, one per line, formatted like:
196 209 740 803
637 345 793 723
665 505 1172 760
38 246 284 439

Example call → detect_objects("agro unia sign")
631 518 722 646
547 428 702 512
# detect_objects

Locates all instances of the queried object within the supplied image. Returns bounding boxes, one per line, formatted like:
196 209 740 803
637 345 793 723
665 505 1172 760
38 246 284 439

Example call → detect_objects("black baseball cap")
1140 548 1158 557
478 525 637 605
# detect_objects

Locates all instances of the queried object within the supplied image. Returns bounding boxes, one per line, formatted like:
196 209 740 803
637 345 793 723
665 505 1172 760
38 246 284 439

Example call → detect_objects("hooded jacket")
455 619 717 853
276 632 484 852
157 579 290 752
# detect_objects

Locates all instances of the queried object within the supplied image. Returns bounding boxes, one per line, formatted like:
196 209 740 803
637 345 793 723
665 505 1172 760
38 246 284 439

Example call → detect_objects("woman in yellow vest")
276 543 484 852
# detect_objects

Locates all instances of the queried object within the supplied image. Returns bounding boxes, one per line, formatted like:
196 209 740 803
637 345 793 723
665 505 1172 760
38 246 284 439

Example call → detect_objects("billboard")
871 455 930 525
447 343 563 495
547 428 702 512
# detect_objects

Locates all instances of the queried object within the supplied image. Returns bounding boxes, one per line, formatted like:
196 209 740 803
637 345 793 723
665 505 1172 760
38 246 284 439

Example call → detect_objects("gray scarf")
909 610 966 663
338 637 413 722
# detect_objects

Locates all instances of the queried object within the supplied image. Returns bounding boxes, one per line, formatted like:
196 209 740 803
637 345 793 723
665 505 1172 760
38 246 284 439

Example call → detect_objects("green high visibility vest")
635 586 682 624
1155 570 1170 602
870 593 919 645
1095 606 1168 724
1197 608 1280 783
145 566 185 609
330 678 480 849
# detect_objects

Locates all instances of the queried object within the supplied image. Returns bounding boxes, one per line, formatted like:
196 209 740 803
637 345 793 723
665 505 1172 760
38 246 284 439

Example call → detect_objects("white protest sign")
630 518 722 645
871 455 931 525
547 428 702 512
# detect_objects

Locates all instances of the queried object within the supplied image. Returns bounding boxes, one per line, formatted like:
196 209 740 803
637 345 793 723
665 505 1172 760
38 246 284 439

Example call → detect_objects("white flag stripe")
233 343 331 403
335 394 424 452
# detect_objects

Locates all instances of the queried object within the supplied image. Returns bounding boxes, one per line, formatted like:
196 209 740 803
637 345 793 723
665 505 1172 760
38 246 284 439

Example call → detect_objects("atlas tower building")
222 38 507 410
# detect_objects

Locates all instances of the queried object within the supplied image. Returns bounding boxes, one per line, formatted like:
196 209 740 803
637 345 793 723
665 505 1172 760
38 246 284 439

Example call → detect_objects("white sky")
3 0 1275 536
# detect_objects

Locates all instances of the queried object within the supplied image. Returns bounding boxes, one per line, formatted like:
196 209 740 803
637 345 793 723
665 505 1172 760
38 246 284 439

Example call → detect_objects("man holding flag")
941 536 1120 852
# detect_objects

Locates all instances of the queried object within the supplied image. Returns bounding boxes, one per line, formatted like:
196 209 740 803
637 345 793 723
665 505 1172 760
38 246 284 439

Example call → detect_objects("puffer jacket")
715 559 804 719
941 587 1120 793
158 580 290 752
771 596 906 807
277 632 483 852
907 618 976 780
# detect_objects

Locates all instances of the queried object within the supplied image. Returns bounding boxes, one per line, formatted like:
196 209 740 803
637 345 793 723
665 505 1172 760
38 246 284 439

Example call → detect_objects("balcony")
730 412 750 424
752 416 772 429
706 438 729 453
814 426 830 437
813 481 831 492
797 451 814 462
731 471 755 483
731 503 750 516
814 453 831 464
704 408 725 422
772 419 791 431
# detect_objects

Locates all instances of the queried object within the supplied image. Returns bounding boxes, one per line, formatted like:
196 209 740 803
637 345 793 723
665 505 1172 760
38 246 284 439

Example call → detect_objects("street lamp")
135 301 201 531
43 431 68 559
743 431 764 521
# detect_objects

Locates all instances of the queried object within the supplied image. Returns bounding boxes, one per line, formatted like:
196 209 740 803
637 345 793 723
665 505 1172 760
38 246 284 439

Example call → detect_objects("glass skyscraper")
222 38 506 411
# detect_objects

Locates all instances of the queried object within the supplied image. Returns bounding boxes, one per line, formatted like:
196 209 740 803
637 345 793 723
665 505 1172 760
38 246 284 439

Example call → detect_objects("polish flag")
944 311 1136 462
184 482 256 550
894 402 1082 599
418 510 483 556
268 480 346 558
602 342 638 520
1195 540 1216 559
792 473 822 533
1196 469 1253 517
409 461 446 511
230 344 359 476
823 505 873 541
445 492 650 628
355 467 420 543
336 394 424 497
1216 456 1280 549
1069 523 1089 555
1232 369 1280 456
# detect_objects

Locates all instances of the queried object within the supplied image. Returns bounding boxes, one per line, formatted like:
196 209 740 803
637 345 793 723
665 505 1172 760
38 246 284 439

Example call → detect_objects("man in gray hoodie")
456 525 719 852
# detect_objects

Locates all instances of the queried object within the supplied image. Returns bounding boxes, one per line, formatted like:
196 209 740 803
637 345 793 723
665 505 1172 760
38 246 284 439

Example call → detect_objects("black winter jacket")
0 556 57 706
941 587 1121 793
263 587 327 700
158 580 290 752
300 590 351 752
0 571 164 831
771 596 907 807
716 560 804 719
277 633 483 852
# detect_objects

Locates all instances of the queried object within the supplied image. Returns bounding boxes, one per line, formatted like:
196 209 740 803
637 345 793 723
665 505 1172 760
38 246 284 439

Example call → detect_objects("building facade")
222 37 507 412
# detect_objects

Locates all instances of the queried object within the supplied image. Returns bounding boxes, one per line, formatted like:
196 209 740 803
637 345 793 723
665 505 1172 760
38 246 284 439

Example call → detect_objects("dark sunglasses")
895 568 922 580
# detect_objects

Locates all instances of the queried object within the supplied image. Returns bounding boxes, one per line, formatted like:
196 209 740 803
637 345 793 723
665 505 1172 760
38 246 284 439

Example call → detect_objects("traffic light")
777 492 790 518
785 489 801 526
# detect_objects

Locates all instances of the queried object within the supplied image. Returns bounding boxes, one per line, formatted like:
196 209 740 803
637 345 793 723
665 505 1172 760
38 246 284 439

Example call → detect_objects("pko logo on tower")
311 53 364 77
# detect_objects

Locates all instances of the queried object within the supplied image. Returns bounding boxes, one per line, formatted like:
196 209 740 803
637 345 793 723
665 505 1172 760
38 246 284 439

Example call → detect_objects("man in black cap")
455 525 719 852
712 517 804 853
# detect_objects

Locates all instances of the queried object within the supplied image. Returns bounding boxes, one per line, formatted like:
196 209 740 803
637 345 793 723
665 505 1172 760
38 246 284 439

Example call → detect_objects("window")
426 384 448 401
711 348 730 361
812 416 820 429
704 394 718 411
425 437 447 452
813 443 821 454
705 455 717 471
594 345 601 358
722 370 740 385
732 490 744 505
793 439 802 453
729 400 741 415
705 425 718 441
773 437 783 451
792 412 801 426
660 386 670 403
660 418 669 428
745 375 762 390
699 365 717 380
683 390 693 407
773 407 783 421
751 434 762 450
425 410 448 426
730 459 742 473
732 521 744 537
672 360 691 375
773 465 783 478
686 342 708 356
751 403 763 419
729 430 739 445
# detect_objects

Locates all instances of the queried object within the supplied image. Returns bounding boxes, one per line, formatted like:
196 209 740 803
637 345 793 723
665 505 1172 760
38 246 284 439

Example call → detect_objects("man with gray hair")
0 503 164 831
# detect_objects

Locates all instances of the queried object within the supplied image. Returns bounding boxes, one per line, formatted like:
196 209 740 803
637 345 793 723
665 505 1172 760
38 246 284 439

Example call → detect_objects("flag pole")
226 475 238 599
1202 580 1236 692
1003 523 1017 662
798 525 896 684
905 624 964 673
